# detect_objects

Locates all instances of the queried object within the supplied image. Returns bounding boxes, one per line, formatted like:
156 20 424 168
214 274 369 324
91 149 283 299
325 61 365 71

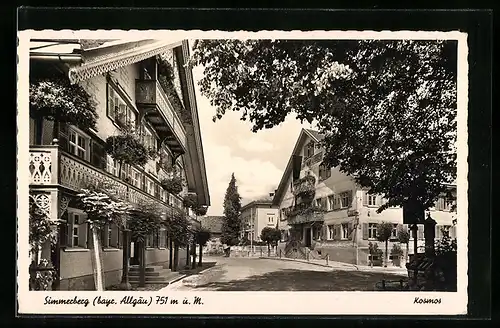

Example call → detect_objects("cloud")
203 143 283 216
237 136 274 152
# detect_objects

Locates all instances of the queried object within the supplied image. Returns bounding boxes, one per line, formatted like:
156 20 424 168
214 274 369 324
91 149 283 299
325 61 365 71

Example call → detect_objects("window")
339 191 352 209
106 155 119 176
66 211 88 248
268 215 275 225
318 163 331 180
368 194 377 206
391 224 398 239
68 128 90 160
145 177 154 195
368 223 377 240
341 223 349 240
305 142 315 158
130 168 141 188
107 84 137 129
142 124 157 152
328 225 335 240
328 195 335 210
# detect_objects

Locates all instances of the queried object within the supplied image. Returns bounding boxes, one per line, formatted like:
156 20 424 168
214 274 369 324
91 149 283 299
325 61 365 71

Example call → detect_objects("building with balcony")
272 128 456 266
28 39 210 290
240 196 279 242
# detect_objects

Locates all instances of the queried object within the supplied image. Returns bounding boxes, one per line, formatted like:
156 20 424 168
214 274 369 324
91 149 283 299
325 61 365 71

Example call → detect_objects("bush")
390 244 404 258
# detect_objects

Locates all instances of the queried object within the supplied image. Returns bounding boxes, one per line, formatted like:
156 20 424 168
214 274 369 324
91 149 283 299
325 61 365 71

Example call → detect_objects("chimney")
269 192 275 197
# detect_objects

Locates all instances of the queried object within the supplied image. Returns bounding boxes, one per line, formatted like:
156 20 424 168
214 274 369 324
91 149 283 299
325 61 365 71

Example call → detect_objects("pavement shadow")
198 268 407 291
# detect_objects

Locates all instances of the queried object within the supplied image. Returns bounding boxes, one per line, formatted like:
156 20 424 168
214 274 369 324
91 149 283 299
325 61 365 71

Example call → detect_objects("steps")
128 265 184 285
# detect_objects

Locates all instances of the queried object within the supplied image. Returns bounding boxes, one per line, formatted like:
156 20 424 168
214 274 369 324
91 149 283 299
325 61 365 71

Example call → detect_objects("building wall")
278 132 457 266
58 247 188 290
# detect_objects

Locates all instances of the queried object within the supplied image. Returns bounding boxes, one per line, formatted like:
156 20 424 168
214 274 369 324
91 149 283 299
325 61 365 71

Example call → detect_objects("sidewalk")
260 256 408 276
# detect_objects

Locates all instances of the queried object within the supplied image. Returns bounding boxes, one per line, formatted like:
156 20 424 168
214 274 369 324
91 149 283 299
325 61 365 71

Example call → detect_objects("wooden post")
410 224 419 285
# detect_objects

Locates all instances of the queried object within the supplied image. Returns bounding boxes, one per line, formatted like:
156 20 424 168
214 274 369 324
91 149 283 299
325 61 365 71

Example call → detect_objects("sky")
191 65 314 216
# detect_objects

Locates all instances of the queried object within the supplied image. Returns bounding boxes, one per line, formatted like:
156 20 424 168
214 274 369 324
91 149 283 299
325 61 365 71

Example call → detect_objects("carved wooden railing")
302 151 323 168
135 79 187 150
29 146 183 212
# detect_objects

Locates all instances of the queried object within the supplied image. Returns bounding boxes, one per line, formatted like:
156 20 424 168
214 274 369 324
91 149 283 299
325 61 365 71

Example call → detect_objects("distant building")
273 128 457 266
240 195 280 242
201 216 224 253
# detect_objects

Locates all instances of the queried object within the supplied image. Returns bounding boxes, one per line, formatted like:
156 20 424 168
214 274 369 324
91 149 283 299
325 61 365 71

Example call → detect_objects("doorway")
304 227 312 247
130 242 140 265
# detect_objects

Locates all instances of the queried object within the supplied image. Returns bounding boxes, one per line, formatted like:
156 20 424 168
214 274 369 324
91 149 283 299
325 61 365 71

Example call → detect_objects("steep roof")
200 216 224 234
272 128 323 206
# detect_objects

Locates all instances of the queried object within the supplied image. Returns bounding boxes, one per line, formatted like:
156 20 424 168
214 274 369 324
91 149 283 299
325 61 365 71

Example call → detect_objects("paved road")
164 256 406 292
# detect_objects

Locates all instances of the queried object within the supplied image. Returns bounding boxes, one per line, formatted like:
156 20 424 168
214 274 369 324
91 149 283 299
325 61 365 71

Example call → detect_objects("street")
164 256 407 291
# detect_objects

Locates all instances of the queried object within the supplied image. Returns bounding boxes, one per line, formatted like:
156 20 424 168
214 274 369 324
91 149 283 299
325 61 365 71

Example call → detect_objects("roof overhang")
67 39 183 84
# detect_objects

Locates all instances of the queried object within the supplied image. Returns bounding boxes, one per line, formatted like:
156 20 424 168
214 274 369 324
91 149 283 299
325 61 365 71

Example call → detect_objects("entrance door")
305 228 312 247
131 242 140 265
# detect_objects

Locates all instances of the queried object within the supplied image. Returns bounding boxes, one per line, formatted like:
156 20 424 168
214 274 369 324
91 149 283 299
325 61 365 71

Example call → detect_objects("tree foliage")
165 209 191 246
29 196 56 250
29 77 98 130
76 186 130 230
195 227 212 246
260 227 281 247
192 39 457 212
220 173 242 246
128 200 165 243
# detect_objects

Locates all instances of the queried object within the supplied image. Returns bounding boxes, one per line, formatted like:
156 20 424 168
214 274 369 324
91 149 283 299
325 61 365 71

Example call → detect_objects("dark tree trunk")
173 243 179 272
138 240 146 287
185 244 190 267
168 236 173 269
119 229 131 290
384 240 388 267
268 243 271 257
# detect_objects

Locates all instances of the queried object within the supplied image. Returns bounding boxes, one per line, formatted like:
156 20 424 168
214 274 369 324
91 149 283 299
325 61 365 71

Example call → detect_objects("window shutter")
363 191 368 206
376 195 382 206
435 225 441 239
450 226 457 239
59 221 69 247
118 228 123 249
91 140 106 169
58 122 69 152
78 222 87 248
362 223 368 240
107 85 115 119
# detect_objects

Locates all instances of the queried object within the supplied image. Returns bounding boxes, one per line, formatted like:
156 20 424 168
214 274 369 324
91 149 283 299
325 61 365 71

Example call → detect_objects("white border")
17 30 468 315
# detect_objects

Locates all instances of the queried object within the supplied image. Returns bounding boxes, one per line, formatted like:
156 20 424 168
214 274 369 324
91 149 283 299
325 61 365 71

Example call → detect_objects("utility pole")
250 206 254 254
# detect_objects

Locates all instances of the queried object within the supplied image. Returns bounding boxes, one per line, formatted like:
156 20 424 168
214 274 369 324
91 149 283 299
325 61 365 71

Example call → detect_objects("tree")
30 77 98 141
397 226 411 263
376 222 395 267
165 209 191 271
195 227 212 267
260 227 281 256
191 40 457 213
220 173 242 256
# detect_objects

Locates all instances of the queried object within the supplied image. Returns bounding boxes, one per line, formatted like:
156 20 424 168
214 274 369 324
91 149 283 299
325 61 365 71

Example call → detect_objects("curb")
167 274 187 285
259 256 359 271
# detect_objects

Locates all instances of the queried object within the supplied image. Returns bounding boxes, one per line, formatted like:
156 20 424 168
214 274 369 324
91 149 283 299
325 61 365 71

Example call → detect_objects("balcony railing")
29 146 182 212
286 205 325 225
302 151 323 168
135 79 187 151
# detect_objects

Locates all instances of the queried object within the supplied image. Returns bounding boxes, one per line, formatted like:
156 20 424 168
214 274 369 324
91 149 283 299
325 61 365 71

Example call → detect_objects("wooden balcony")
302 151 323 168
286 204 325 225
29 146 183 212
135 79 187 154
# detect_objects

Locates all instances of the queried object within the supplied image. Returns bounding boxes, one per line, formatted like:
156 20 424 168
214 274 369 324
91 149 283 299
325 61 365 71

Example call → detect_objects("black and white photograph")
17 29 469 315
